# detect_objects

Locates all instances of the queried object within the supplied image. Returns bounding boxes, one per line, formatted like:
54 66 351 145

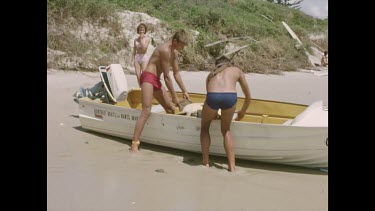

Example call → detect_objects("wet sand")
47 69 328 211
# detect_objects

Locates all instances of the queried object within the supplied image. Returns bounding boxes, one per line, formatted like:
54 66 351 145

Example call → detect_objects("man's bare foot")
129 140 140 153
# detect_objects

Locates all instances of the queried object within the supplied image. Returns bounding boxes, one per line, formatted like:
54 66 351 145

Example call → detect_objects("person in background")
200 55 251 172
133 23 151 86
321 50 328 67
130 29 191 152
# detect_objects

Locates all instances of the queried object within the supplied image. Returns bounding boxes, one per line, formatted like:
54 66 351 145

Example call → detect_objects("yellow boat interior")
111 88 307 125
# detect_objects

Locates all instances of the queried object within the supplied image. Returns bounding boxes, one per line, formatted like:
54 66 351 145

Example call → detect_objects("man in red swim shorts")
130 29 191 152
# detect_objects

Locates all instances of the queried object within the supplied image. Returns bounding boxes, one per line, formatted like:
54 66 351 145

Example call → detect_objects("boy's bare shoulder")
231 66 241 71
224 66 241 74
156 43 169 54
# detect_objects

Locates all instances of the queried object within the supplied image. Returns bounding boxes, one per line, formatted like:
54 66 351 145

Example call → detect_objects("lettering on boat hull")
93 108 138 121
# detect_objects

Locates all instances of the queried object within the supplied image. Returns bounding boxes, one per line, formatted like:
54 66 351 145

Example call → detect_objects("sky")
299 0 328 19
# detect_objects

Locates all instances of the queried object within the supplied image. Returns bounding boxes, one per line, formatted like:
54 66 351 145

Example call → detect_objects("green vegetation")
47 0 328 73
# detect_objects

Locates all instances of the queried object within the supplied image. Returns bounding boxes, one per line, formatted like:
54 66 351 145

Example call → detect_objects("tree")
267 0 304 10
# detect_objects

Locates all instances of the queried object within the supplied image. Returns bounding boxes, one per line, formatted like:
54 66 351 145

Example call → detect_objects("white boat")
76 64 328 168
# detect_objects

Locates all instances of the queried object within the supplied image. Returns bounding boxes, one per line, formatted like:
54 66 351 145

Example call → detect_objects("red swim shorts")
140 71 162 90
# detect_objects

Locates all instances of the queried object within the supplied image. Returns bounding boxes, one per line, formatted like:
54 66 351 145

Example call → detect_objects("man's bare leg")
220 105 236 172
130 83 154 152
200 103 217 166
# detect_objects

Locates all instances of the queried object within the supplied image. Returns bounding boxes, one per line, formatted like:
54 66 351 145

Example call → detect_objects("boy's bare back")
145 41 177 77
206 66 243 93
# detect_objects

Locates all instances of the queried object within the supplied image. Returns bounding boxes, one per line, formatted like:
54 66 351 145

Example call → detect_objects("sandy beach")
47 69 328 211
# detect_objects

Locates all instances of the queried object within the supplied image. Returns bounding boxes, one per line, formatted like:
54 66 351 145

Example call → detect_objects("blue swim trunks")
206 92 237 110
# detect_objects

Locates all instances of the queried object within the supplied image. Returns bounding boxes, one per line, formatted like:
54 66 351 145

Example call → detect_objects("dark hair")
324 50 328 55
137 23 147 34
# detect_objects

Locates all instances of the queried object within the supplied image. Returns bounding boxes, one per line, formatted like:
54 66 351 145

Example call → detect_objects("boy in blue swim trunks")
200 55 251 172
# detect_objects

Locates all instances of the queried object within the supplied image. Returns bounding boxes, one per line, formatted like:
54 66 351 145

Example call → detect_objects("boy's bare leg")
130 83 154 152
220 105 236 172
200 103 218 166
153 86 175 114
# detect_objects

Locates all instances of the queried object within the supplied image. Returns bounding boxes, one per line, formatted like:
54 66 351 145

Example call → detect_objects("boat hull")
79 98 328 168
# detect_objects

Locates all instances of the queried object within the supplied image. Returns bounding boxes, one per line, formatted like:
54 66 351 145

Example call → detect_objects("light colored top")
134 37 150 55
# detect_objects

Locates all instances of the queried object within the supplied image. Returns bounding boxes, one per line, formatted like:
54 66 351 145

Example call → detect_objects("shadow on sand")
73 126 327 176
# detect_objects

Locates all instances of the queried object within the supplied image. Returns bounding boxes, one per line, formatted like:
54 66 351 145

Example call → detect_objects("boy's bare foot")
129 140 140 153
228 166 236 172
202 160 210 167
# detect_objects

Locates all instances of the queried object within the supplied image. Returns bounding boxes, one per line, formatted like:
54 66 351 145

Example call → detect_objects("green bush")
47 0 328 73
